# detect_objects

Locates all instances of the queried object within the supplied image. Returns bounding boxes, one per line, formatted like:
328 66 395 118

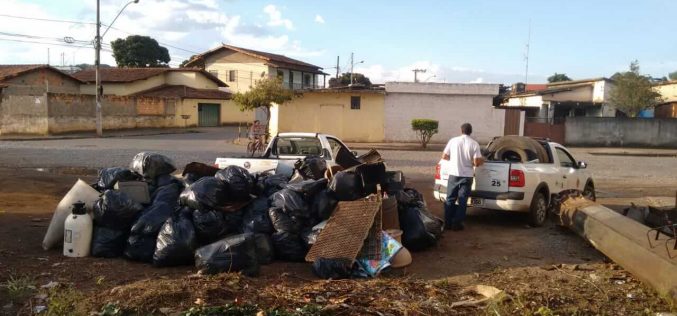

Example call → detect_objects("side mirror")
578 161 587 169
351 150 358 157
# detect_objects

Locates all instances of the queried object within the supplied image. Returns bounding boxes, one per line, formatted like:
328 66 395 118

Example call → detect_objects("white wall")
384 93 504 144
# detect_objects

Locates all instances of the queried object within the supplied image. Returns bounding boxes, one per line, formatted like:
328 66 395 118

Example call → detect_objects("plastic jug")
63 202 93 257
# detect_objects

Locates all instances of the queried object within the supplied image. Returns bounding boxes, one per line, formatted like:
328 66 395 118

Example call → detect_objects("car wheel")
583 182 596 201
528 191 548 227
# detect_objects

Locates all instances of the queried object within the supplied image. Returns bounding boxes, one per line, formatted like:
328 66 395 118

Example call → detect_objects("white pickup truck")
215 133 358 177
433 136 595 227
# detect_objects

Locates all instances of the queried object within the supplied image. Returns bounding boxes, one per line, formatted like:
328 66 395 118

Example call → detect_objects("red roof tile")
0 64 82 83
132 85 231 100
525 84 547 92
185 44 326 74
72 68 227 87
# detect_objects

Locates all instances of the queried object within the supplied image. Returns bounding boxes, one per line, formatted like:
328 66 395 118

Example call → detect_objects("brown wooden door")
503 109 521 135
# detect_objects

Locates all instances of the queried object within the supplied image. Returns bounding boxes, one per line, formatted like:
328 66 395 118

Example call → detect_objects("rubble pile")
52 152 445 278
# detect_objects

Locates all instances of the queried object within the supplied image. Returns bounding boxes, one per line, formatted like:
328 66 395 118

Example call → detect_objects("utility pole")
412 68 427 83
335 56 339 79
95 0 102 137
47 48 50 65
349 52 354 85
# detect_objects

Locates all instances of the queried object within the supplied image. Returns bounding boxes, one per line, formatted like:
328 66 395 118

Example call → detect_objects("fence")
523 117 566 144
565 117 677 148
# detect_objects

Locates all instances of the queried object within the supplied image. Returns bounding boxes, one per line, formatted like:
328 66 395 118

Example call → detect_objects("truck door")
554 147 581 190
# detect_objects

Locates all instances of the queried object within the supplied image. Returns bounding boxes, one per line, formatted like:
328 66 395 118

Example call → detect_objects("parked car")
433 136 595 226
215 133 357 177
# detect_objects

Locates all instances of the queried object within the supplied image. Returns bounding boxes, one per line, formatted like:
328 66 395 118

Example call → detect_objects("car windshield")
274 136 323 156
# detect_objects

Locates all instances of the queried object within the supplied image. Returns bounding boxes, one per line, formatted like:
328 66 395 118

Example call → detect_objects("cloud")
0 0 322 67
314 15 325 24
354 61 545 84
263 4 293 30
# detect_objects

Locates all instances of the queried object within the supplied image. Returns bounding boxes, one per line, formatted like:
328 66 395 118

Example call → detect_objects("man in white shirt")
442 123 484 231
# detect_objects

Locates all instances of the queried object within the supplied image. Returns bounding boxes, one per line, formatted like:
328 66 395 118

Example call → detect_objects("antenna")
412 68 427 82
524 20 531 84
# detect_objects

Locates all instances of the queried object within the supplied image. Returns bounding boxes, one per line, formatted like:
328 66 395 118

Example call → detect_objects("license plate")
470 198 484 206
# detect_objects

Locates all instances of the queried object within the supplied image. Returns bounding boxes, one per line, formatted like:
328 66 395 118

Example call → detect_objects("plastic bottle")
63 202 93 257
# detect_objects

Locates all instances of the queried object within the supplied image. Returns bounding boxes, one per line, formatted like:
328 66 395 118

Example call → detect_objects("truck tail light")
434 163 441 180
509 169 525 187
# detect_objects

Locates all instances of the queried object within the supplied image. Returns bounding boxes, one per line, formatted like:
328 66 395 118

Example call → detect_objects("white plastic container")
63 202 93 257
43 179 100 250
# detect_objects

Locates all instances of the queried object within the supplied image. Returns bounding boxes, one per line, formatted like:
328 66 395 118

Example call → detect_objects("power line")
0 14 95 25
0 31 91 45
0 38 93 49
102 24 201 54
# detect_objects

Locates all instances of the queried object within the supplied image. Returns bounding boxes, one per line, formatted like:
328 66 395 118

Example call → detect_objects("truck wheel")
583 182 596 201
528 192 548 227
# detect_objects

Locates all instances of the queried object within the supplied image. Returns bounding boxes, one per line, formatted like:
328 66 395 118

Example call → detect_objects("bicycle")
246 136 266 157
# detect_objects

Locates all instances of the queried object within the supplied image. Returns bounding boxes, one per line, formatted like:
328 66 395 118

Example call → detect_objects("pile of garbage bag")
50 150 442 278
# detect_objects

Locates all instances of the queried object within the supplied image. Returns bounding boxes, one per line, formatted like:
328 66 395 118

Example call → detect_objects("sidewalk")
0 128 203 141
346 142 445 151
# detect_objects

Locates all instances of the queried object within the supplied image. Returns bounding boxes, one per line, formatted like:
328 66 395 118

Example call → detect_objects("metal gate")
198 103 220 127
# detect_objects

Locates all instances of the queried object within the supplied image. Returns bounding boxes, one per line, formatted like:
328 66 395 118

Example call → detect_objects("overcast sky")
1 0 676 84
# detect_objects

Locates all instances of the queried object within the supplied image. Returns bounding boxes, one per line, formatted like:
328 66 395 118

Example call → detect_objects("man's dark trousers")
444 176 473 228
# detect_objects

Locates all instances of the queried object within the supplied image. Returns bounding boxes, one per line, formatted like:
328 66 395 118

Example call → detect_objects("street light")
349 52 364 86
95 0 139 137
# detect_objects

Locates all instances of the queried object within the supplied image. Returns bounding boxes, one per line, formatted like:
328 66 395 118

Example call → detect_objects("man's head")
461 123 472 135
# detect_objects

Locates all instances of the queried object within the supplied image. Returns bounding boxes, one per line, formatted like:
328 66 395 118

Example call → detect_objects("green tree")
411 119 439 149
547 73 572 83
328 72 372 87
609 60 662 117
232 78 297 138
180 55 198 68
669 71 677 81
111 35 170 67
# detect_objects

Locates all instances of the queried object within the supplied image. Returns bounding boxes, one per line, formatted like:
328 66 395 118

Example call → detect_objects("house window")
277 70 284 79
228 70 237 82
350 96 361 110
304 74 311 87
208 70 218 77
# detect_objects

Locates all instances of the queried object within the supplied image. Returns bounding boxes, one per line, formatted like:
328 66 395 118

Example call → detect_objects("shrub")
411 119 439 149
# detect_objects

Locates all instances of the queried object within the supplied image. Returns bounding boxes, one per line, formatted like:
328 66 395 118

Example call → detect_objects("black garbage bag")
183 172 204 185
96 167 141 190
257 173 289 197
179 177 227 211
153 208 198 267
271 231 307 262
328 171 366 201
123 234 156 262
130 152 177 179
301 221 327 247
294 155 327 180
311 189 338 221
194 233 260 276
253 233 274 265
152 174 179 189
383 171 406 194
93 190 144 230
270 189 308 217
396 188 425 207
269 207 305 233
284 178 328 196
91 226 128 258
131 183 182 235
215 166 254 201
398 206 437 251
192 209 228 244
242 197 274 234
312 258 353 279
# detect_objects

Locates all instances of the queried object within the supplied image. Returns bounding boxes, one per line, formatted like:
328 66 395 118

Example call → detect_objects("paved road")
0 128 437 179
1 129 676 197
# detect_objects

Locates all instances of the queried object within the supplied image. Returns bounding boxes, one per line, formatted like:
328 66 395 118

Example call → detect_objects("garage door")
198 103 220 127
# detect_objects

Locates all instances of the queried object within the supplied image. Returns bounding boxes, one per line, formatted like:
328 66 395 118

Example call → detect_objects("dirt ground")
0 167 675 315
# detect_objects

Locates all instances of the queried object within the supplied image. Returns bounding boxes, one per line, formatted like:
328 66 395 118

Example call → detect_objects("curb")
0 129 202 141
